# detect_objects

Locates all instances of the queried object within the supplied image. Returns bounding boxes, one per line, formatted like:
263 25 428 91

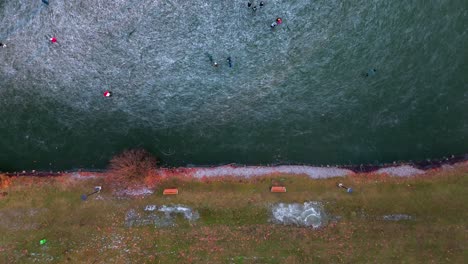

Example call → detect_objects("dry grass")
0 165 467 263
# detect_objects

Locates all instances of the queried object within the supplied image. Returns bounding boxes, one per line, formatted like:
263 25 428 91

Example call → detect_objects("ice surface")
0 0 466 170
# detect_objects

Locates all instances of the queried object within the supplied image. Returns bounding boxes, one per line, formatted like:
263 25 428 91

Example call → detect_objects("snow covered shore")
6 160 467 179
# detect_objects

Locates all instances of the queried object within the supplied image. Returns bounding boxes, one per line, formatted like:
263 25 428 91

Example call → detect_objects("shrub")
108 149 158 182
0 174 13 189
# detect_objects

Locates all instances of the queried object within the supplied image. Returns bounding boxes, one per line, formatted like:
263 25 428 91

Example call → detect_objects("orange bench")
270 186 287 193
163 188 179 195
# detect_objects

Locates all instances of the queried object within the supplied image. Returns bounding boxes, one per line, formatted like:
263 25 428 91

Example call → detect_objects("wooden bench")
270 186 287 193
163 188 179 195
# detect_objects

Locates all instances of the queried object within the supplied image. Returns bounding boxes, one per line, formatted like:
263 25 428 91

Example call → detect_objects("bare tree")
109 149 157 181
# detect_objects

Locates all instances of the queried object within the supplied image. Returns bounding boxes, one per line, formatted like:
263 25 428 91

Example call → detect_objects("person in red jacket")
50 37 57 43
271 18 283 29
103 90 112 97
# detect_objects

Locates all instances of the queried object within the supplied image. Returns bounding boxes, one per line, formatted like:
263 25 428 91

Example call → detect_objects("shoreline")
3 155 467 178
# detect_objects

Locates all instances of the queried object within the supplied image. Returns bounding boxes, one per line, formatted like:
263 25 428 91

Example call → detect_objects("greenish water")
0 0 466 171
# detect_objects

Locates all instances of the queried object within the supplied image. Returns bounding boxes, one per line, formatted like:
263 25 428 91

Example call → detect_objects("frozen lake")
0 0 466 170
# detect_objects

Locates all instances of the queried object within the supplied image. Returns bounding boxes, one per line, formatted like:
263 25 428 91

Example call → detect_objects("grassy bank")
0 166 467 263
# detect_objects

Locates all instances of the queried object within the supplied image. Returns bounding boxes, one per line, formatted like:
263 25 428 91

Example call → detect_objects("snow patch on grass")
116 187 154 197
190 165 353 179
271 202 328 228
125 204 199 227
376 165 424 177
383 214 413 221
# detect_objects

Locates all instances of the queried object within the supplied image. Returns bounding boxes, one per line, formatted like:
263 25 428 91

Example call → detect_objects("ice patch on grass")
271 202 328 228
192 165 353 179
70 172 98 179
94 194 104 200
144 205 157 211
441 164 455 170
26 252 55 263
376 166 424 177
125 205 199 227
158 205 200 221
383 214 413 221
125 209 167 227
117 187 154 196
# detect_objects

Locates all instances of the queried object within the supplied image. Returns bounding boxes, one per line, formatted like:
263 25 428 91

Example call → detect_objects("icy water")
0 0 467 171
